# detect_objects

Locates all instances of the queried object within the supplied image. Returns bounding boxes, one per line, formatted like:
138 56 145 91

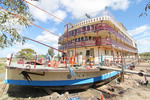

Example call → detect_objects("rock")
87 88 102 99
64 91 70 99
108 87 115 92
50 92 60 100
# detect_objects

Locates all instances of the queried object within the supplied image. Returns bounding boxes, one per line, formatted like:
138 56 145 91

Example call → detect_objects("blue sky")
0 0 150 58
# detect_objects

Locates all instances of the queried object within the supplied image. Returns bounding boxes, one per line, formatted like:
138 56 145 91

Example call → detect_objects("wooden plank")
135 65 150 68
96 66 150 77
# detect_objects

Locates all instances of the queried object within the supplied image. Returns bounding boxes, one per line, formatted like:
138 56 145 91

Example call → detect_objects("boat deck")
5 63 102 72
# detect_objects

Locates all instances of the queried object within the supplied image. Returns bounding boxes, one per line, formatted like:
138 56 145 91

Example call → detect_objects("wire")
23 0 74 27
0 7 66 40
23 37 66 53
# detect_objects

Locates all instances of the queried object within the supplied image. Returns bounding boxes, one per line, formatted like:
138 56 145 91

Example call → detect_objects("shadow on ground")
7 85 48 98
6 84 87 98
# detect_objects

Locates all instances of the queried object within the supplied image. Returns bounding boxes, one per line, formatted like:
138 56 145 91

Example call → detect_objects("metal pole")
121 55 124 82
9 53 13 66
75 36 76 57
23 37 66 54
34 55 37 68
66 24 69 68
97 31 100 64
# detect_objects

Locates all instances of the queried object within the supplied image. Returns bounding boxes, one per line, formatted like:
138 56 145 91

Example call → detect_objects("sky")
0 0 150 58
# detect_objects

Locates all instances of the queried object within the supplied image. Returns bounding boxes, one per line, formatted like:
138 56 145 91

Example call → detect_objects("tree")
37 54 45 59
0 0 35 48
16 48 36 60
48 48 55 57
139 1 150 17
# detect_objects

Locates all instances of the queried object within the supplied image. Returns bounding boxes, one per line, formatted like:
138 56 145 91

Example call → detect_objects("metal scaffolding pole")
66 24 69 68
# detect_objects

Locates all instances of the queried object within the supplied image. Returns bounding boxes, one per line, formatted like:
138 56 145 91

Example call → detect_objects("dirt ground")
0 62 150 100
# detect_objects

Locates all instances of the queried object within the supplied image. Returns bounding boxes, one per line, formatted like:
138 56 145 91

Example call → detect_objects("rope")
23 0 74 27
0 7 66 40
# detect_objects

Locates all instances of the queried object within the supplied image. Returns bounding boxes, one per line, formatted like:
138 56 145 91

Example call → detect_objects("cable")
23 0 74 27
0 7 66 40
23 37 66 53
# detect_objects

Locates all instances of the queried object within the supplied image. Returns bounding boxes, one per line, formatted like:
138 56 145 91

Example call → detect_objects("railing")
59 38 138 53
58 23 134 47
111 39 138 53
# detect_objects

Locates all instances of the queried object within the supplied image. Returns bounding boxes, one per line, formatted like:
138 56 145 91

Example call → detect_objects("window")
87 25 90 31
86 50 90 56
89 36 91 40
76 38 78 42
81 37 84 41
72 30 74 36
80 52 82 55
105 50 109 55
111 51 113 56
85 36 88 41
78 38 80 42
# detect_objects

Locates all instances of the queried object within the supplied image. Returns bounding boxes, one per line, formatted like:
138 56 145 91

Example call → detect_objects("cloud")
53 10 67 24
0 42 47 58
110 0 130 11
137 38 150 45
36 28 61 43
128 25 150 36
26 0 67 23
27 0 131 23
128 25 150 53
60 0 130 18
136 38 150 53
136 0 142 4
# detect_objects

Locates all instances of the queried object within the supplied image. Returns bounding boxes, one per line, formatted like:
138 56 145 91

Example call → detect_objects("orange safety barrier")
86 66 91 69
70 57 72 64
101 94 104 100
72 55 75 67
64 57 66 65
48 61 60 68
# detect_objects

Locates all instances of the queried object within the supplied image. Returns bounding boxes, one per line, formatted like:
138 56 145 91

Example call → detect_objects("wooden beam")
96 66 150 77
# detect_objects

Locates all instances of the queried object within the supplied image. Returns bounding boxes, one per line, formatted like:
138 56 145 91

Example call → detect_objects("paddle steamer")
5 10 138 90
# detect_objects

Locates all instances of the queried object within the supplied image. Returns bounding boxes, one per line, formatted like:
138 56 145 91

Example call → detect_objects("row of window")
62 24 133 47
68 36 96 44
105 50 128 56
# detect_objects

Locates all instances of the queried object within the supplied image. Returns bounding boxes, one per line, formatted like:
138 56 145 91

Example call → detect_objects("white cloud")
136 38 150 53
137 38 150 45
36 28 61 43
128 25 150 53
0 42 47 58
53 10 67 24
60 0 130 18
136 0 142 4
128 25 150 36
26 0 67 23
27 0 131 23
110 0 130 11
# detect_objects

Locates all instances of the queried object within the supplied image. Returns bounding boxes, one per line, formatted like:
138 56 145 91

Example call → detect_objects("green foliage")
0 0 35 48
37 54 45 59
48 48 55 57
0 62 5 73
16 48 36 60
139 52 150 58
139 1 150 17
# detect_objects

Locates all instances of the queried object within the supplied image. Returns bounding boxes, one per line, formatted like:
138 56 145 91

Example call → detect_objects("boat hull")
5 66 120 90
